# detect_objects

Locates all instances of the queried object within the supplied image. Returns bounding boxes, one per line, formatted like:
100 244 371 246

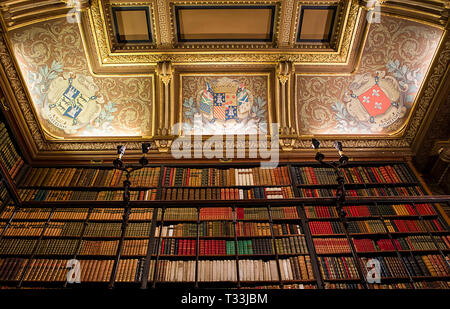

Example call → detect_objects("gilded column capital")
157 61 174 86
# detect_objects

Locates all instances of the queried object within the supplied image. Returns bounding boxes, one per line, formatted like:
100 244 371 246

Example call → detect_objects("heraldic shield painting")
296 16 443 135
8 19 154 139
181 74 269 135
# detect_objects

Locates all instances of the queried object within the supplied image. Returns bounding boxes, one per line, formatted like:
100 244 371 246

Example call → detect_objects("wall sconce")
311 138 325 161
139 143 151 166
334 141 349 165
113 145 126 169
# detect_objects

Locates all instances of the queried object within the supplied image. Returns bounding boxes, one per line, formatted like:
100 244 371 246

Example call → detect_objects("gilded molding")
0 1 449 158
0 96 9 111
157 0 172 47
0 31 46 151
154 136 175 153
278 0 295 47
86 0 361 65
104 0 159 51
405 36 450 143
291 0 348 50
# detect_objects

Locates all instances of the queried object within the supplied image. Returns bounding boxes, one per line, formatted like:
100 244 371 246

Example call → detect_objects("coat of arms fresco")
182 76 269 135
9 19 153 138
297 17 442 135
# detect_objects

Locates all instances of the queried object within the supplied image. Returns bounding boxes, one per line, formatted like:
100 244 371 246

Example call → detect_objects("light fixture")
113 145 126 169
311 138 325 161
334 141 349 164
139 143 151 166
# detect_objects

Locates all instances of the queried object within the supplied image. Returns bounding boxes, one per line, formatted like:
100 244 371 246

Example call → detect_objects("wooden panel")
297 6 336 42
112 7 152 43
175 6 275 42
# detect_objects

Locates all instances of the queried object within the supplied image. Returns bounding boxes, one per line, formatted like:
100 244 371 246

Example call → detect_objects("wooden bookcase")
0 117 449 289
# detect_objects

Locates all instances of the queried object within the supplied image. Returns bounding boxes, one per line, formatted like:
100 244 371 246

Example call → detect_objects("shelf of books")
0 114 449 289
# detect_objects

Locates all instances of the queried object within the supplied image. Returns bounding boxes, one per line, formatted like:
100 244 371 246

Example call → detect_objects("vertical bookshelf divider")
0 192 11 214
140 206 159 289
108 205 131 289
296 203 324 289
141 165 164 289
0 205 19 241
266 204 283 288
232 205 241 288
0 176 11 214
337 205 368 288
63 206 93 288
195 206 200 288
0 160 21 207
17 207 56 288
288 164 324 289
375 202 416 287
151 206 166 288
409 202 450 269
156 165 165 201
407 159 450 226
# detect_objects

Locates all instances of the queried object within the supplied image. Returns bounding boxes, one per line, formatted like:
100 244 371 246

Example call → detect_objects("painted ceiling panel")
297 16 443 135
175 6 275 42
9 18 154 139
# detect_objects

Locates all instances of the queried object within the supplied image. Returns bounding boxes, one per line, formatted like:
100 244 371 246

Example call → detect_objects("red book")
369 167 380 183
236 208 244 220
323 258 332 279
353 167 362 183
186 168 190 186
341 258 351 278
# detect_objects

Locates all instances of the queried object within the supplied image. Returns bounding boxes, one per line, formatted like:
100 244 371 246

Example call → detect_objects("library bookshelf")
0 119 449 290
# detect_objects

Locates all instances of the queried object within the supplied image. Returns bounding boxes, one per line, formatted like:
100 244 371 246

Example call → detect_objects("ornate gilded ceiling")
0 0 449 162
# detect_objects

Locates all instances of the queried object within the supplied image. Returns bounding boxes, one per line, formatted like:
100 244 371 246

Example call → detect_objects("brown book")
94 259 106 282
69 169 82 187
116 260 125 282
84 260 96 282
44 169 57 186
44 259 58 282
23 168 37 187
3 259 16 281
49 259 62 282
89 169 100 187
36 259 51 282
35 168 49 187
296 256 305 280
290 256 300 281
97 260 108 282
63 168 76 187
26 259 39 281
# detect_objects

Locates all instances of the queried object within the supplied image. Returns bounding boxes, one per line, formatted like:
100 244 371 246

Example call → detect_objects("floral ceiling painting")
9 19 153 139
296 16 443 135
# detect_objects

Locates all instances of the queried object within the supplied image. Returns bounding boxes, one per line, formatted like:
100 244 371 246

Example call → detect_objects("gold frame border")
291 0 347 51
104 0 159 52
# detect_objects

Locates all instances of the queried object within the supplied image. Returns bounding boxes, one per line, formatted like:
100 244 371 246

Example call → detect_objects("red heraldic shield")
357 84 391 117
